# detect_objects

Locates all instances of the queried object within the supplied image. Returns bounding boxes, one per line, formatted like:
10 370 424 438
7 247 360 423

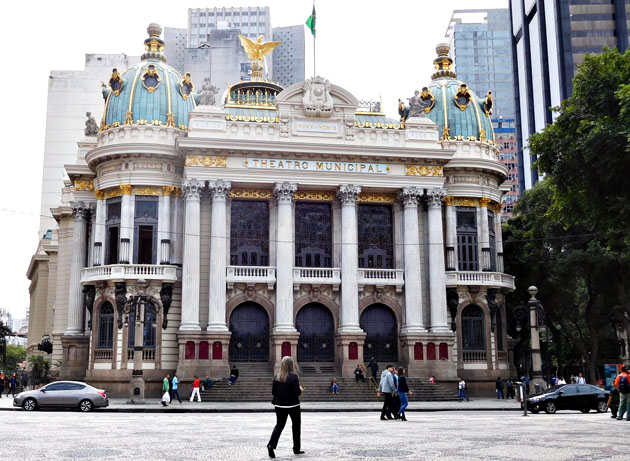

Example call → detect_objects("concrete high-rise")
272 25 306 87
446 9 520 219
510 0 630 191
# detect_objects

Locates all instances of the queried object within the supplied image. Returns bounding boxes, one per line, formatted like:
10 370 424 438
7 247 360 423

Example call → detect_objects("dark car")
13 381 109 412
525 383 609 414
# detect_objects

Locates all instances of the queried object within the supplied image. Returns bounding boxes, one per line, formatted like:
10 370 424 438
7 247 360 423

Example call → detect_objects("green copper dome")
420 43 495 143
100 24 196 132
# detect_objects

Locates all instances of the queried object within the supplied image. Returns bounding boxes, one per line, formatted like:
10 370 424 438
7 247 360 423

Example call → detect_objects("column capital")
208 179 232 200
182 178 204 200
273 182 297 202
426 188 446 208
336 185 361 204
70 201 91 220
398 187 423 207
480 197 492 208
444 195 454 206
94 190 105 200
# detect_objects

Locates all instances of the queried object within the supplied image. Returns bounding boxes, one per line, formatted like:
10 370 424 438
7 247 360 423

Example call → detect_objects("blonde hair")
276 356 299 382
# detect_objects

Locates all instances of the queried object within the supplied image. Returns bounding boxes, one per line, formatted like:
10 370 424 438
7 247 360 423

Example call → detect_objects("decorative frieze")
94 190 105 200
405 165 444 177
73 180 94 191
454 198 479 207
294 190 336 201
184 155 227 168
479 197 492 208
133 186 161 196
356 192 397 204
120 185 133 195
229 189 273 199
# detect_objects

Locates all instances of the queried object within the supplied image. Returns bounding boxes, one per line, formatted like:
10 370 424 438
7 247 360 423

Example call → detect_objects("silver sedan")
13 381 109 412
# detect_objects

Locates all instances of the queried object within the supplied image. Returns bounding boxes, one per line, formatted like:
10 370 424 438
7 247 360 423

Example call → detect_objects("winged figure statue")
238 34 282 62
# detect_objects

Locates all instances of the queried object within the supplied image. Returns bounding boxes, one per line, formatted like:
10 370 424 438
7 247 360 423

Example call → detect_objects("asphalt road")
0 409 625 460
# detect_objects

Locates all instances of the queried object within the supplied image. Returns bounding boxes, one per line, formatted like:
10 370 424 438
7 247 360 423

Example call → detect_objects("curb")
0 406 522 413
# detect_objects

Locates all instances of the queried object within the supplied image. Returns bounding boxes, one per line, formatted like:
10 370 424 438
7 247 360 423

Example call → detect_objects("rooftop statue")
238 34 281 80
199 78 219 106
84 112 98 136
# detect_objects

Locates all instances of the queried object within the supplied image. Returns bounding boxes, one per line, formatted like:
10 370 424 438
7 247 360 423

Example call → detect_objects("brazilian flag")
306 6 316 37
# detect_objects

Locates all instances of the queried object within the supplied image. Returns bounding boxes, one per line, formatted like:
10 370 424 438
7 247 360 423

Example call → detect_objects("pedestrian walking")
608 387 620 419
171 372 182 404
397 367 412 421
6 373 16 398
267 356 304 458
190 375 201 402
614 365 630 421
391 368 401 419
496 377 505 399
506 378 515 399
161 373 170 407
0 371 5 398
458 377 470 402
367 357 378 382
576 372 586 384
377 365 396 420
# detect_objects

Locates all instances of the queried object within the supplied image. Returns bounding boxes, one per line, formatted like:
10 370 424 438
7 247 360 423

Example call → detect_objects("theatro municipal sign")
243 158 390 174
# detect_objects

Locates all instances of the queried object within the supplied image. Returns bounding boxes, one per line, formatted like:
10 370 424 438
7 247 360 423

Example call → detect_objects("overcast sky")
0 0 508 319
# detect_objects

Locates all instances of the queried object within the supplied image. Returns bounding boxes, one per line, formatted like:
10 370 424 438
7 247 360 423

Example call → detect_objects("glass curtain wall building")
510 0 630 191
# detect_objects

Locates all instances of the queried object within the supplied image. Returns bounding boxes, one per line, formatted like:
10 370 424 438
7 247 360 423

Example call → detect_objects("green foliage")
28 355 51 385
3 345 26 374
505 48 630 381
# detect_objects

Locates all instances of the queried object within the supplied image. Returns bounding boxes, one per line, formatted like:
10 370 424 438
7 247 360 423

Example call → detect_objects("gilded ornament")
73 180 94 191
162 186 176 196
94 190 105 200
104 188 123 199
229 189 273 199
119 184 133 195
489 201 502 213
357 192 397 204
185 156 227 168
294 191 336 201
141 64 161 93
479 197 492 208
454 198 479 207
405 165 444 177
179 72 194 100
108 68 123 96
133 186 161 196
444 196 454 206
454 83 472 110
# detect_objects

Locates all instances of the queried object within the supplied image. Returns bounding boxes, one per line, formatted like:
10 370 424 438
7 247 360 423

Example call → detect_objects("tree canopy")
504 48 630 382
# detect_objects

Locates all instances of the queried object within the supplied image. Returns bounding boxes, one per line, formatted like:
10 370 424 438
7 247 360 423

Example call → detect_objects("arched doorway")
229 302 269 362
296 303 334 362
360 304 398 362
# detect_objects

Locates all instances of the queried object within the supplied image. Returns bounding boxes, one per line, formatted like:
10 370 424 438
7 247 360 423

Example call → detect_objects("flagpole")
313 1 316 77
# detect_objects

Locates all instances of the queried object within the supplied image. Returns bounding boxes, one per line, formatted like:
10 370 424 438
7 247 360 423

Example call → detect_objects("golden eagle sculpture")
238 34 282 62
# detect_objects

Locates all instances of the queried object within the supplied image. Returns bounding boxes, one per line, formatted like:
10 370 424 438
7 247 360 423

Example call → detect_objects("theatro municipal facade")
27 24 515 395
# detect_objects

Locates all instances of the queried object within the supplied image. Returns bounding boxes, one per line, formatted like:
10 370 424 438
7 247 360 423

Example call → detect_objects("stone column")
180 179 204 331
427 188 450 332
65 201 90 335
337 185 362 333
399 187 426 333
119 185 133 264
158 187 173 264
444 196 457 271
208 180 231 332
273 182 298 332
479 198 491 271
495 208 504 273
93 191 106 266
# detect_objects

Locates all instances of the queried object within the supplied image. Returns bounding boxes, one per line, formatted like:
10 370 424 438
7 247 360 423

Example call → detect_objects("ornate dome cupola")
421 43 495 144
100 23 197 132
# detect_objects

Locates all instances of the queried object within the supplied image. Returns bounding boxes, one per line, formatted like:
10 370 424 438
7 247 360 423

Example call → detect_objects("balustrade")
94 349 112 362
293 267 341 292
463 350 487 362
226 265 276 290
445 271 515 290
357 268 405 293
80 264 179 284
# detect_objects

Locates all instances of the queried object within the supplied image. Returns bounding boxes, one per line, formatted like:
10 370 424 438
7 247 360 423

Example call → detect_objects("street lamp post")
514 286 547 393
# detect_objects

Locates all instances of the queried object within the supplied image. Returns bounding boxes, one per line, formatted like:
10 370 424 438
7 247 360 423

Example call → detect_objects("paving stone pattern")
0 408 626 460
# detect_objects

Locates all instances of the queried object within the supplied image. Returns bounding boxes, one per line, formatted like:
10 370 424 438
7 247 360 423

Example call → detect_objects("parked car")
525 383 609 414
13 381 109 412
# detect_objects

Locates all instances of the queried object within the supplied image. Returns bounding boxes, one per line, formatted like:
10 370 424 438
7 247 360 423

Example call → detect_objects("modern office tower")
510 0 630 191
163 27 187 73
446 9 520 218
272 25 306 87
188 7 272 47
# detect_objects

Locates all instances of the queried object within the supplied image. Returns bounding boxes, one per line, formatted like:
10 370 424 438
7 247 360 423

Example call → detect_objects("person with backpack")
614 365 630 421
496 377 505 399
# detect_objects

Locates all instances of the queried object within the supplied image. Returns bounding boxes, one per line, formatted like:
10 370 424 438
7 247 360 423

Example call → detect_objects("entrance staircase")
198 363 456 402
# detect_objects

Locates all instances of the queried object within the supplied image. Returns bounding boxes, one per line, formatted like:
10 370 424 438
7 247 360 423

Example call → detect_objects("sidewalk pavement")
0 394 522 412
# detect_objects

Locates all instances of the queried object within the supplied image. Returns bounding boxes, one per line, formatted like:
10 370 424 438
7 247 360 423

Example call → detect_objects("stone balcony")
226 266 276 290
358 268 405 293
80 264 180 284
293 267 341 292
445 271 515 291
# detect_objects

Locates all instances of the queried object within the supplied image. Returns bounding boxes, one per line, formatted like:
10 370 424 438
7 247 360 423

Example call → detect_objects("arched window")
427 342 436 360
97 303 114 349
462 305 485 350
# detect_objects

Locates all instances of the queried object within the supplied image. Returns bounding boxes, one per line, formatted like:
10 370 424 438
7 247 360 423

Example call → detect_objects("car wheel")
544 401 557 414
79 399 93 412
580 408 590 413
530 408 540 414
596 400 608 413
22 398 37 411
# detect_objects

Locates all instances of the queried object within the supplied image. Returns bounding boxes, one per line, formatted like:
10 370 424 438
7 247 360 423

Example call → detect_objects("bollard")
517 381 528 416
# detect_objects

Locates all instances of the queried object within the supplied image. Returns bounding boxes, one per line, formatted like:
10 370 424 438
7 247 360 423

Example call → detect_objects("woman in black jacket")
267 356 304 458
397 367 412 421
